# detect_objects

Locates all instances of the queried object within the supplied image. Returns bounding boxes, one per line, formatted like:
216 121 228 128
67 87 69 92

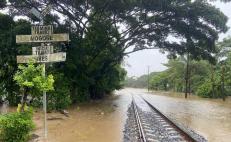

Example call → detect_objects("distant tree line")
124 72 158 88
125 37 231 100
146 38 231 100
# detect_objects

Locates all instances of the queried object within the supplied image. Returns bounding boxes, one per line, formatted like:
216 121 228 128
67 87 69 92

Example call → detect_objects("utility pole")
185 53 190 98
211 65 215 98
147 66 150 92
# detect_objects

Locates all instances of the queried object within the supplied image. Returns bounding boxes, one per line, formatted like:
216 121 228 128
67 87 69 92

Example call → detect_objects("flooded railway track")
131 95 203 142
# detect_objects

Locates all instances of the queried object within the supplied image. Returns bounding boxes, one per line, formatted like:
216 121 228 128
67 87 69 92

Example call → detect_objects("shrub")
0 109 35 142
196 81 212 98
47 73 71 111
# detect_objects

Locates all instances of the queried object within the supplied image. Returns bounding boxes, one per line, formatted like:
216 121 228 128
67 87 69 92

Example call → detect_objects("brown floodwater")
1 88 231 142
139 89 231 142
33 93 131 142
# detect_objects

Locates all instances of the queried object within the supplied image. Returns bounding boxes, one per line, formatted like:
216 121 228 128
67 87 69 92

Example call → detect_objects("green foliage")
17 104 30 113
8 0 228 61
0 110 35 142
13 62 54 111
196 80 213 98
150 57 223 98
65 13 126 100
196 76 222 98
14 62 54 92
124 72 158 88
0 14 31 105
150 72 169 91
47 73 71 111
126 76 148 88
144 37 231 99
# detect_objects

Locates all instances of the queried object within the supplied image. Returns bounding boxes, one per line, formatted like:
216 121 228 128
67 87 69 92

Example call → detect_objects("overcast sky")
124 2 231 77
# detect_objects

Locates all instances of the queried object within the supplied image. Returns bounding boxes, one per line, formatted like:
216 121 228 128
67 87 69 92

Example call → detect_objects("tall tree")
7 0 228 58
0 0 230 102
14 62 54 112
0 13 31 105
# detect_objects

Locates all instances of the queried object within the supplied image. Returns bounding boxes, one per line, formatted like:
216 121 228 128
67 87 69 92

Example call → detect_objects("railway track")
132 95 201 142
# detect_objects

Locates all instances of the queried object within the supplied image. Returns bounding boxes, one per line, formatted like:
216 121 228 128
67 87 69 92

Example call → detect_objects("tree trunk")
70 83 77 104
185 79 188 98
211 65 215 98
188 78 191 95
20 87 29 112
221 65 226 101
188 60 191 96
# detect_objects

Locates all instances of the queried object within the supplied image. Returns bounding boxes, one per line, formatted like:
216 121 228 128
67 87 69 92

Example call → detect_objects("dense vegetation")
0 0 230 110
125 75 148 88
126 37 231 100
124 72 159 88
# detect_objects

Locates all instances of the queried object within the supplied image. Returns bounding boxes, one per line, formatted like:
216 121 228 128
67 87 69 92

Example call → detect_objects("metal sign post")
16 5 69 140
40 12 47 140
43 63 47 138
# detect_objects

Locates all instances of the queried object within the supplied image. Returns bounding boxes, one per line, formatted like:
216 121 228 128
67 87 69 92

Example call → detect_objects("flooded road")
1 88 231 142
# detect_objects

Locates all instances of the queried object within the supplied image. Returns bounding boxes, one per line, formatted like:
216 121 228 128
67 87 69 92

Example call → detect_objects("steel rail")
132 97 147 142
141 96 198 142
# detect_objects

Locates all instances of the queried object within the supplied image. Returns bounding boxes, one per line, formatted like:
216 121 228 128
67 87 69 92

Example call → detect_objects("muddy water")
0 94 131 142
33 93 131 142
132 89 231 142
1 88 231 142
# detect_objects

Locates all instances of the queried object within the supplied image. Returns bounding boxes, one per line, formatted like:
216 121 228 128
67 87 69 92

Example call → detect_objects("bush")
0 110 35 142
196 81 212 98
47 73 71 111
